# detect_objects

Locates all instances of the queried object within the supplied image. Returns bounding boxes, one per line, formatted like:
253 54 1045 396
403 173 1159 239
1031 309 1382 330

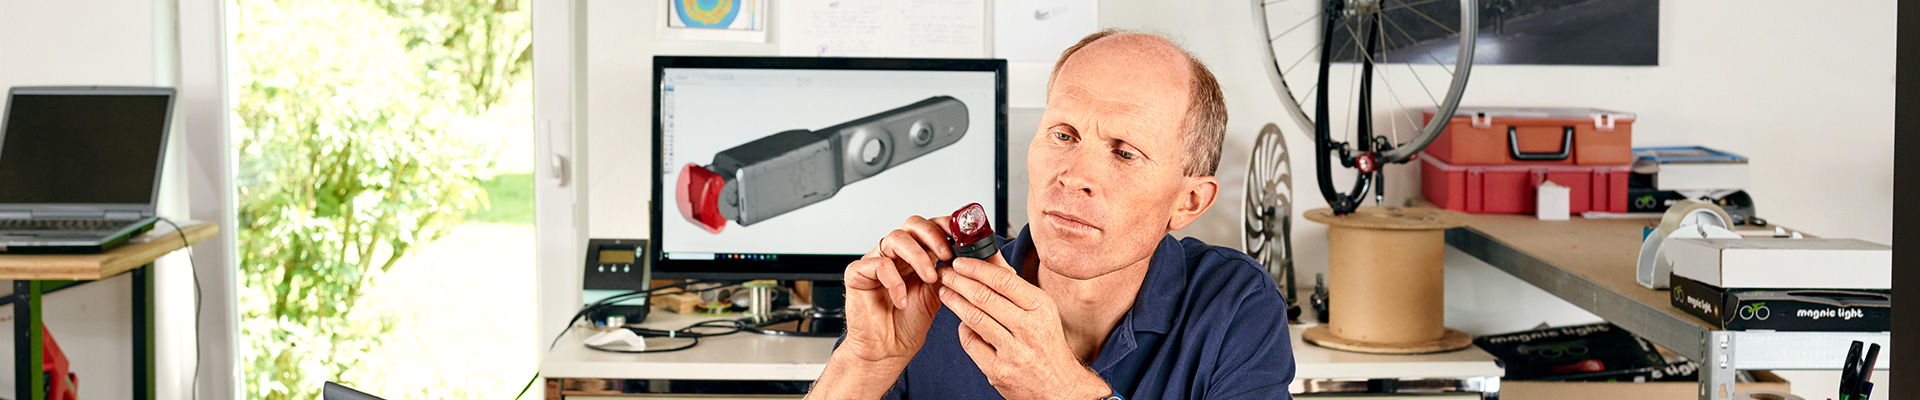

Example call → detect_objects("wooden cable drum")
1301 206 1472 354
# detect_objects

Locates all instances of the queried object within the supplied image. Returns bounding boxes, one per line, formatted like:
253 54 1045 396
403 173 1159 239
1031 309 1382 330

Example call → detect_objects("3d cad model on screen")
676 96 971 234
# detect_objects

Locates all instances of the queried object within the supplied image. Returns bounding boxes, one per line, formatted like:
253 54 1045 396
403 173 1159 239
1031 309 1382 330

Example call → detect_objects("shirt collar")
1003 225 1189 335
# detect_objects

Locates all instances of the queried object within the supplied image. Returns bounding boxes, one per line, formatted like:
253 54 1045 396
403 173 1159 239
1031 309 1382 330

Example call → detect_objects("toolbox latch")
1593 113 1616 131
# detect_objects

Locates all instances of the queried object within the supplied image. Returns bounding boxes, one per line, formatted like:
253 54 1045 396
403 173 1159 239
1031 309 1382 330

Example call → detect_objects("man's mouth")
1044 210 1100 233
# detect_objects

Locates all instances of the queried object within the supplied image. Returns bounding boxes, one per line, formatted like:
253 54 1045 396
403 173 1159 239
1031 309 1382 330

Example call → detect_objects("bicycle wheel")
1252 0 1476 214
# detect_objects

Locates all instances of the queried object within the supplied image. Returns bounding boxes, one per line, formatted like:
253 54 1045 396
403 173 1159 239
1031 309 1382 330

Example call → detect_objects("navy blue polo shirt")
877 226 1296 399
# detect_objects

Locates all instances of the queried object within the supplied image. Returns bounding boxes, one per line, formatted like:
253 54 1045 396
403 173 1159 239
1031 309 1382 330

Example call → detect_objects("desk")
540 308 1502 398
1446 213 1888 400
0 222 216 400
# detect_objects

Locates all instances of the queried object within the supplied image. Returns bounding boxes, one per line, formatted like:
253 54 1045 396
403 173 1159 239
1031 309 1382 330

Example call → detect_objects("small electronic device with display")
583 238 651 324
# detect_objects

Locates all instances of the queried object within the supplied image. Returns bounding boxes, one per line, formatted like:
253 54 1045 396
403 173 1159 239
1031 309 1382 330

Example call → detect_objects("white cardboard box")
1666 238 1891 289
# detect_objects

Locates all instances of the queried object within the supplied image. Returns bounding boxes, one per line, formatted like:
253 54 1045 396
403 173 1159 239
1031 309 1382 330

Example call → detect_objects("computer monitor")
649 56 1007 334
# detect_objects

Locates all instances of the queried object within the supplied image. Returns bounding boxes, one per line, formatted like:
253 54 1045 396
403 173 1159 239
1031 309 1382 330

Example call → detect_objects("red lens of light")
676 163 728 233
948 203 992 245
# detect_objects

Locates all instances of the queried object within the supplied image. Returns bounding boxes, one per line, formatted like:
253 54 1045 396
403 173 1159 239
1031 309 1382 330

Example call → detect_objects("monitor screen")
651 57 1006 280
0 88 174 205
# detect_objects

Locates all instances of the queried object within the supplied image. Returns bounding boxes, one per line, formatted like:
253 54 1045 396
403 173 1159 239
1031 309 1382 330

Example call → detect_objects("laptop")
0 86 175 254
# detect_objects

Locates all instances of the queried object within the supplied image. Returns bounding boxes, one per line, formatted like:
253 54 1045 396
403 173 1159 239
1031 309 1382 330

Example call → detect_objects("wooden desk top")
1452 213 1718 332
542 310 1502 381
0 222 218 280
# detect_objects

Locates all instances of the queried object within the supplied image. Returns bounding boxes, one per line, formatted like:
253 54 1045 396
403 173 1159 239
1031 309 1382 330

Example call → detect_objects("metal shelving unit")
1443 214 1888 400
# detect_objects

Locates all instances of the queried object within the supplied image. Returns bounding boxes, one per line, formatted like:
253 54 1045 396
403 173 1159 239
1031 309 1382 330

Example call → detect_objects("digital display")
598 249 636 264
657 67 998 258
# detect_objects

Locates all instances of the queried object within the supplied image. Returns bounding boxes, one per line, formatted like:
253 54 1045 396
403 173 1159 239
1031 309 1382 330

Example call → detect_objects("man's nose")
1055 147 1100 197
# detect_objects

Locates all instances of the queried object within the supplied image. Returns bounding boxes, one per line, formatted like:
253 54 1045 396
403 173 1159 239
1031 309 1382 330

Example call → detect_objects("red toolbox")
1421 156 1630 214
1421 107 1636 165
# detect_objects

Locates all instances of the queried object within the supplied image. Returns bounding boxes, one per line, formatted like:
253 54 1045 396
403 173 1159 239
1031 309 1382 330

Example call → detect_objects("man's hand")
811 216 954 399
937 256 1114 400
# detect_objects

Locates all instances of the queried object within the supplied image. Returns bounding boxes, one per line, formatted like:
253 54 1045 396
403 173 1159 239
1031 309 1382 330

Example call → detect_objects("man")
809 30 1296 399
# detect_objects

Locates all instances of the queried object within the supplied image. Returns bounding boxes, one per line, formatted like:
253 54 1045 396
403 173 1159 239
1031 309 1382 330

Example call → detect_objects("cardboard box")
1502 371 1790 400
1670 274 1891 331
1666 237 1892 290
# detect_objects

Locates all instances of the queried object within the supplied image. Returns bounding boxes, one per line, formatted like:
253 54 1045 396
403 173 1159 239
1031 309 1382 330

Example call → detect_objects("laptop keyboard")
0 219 134 232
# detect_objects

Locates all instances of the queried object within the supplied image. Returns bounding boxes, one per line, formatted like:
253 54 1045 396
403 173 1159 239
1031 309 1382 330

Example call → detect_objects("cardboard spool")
1302 206 1472 354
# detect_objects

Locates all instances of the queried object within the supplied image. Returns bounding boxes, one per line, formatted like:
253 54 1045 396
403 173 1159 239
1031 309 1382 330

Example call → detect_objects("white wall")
0 0 203 399
558 0 1893 399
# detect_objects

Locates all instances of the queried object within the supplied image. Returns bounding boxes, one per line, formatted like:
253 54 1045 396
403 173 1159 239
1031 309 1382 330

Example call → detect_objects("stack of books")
1628 146 1755 223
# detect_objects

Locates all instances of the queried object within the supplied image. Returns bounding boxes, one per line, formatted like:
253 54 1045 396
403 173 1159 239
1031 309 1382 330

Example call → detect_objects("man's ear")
1168 175 1219 231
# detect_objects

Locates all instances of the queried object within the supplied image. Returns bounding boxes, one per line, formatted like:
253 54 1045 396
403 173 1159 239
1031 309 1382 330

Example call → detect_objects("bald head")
1047 30 1228 177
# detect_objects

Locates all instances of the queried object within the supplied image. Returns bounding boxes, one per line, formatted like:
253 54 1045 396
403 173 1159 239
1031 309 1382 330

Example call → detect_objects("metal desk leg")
16 280 46 400
1702 331 1735 400
134 265 156 399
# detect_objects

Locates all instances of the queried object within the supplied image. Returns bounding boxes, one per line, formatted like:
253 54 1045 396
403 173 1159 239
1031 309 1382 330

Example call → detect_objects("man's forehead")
1055 35 1192 93
1049 35 1192 134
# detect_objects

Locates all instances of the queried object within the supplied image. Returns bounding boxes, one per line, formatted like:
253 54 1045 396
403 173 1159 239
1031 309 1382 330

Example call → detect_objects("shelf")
0 221 218 280
1445 213 1887 399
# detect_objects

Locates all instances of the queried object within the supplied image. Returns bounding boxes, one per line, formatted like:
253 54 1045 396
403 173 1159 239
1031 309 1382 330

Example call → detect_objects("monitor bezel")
649 56 1009 281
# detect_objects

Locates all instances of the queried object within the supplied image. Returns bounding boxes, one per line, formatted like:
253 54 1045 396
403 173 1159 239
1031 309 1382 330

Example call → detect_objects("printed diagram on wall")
1332 0 1659 66
676 96 971 233
662 0 768 42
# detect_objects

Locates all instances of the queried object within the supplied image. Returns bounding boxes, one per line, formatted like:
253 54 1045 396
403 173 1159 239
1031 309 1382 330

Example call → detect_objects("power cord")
155 218 200 400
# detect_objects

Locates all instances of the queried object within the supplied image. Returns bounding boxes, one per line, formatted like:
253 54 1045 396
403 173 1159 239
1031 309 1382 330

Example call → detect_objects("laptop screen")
0 89 172 205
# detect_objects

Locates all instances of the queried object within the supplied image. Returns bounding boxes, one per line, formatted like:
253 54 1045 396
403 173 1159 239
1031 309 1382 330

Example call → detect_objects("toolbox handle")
1508 126 1573 161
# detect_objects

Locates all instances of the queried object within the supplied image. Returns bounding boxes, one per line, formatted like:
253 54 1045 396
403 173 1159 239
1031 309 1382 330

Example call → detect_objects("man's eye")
1053 132 1074 142
1114 149 1137 160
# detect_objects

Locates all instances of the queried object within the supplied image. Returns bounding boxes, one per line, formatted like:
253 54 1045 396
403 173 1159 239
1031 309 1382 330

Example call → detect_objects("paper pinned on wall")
778 0 986 58
994 0 1098 62
660 0 769 42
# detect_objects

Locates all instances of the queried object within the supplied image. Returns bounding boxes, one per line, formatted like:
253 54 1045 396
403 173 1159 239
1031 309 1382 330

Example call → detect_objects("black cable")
580 320 745 354
546 280 739 352
155 218 200 400
516 280 744 400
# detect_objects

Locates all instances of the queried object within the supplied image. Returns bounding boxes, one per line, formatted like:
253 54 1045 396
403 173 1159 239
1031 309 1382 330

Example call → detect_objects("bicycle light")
676 96 970 234
948 202 997 260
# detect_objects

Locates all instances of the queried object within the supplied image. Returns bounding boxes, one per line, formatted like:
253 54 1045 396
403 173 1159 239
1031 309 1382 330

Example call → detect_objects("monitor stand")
745 281 846 337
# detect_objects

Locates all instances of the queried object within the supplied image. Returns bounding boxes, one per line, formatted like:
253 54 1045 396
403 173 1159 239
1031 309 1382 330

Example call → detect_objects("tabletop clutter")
1417 107 1889 398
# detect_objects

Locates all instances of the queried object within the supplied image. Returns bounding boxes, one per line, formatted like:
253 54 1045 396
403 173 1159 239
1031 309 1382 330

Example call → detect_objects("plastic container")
1420 107 1636 166
1420 156 1630 214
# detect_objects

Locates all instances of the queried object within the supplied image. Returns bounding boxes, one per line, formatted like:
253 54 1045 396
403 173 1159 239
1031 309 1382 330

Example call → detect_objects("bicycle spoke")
1292 82 1320 115
1282 39 1327 77
1379 0 1445 14
1401 4 1457 36
1382 12 1455 76
1268 12 1321 41
1376 18 1444 108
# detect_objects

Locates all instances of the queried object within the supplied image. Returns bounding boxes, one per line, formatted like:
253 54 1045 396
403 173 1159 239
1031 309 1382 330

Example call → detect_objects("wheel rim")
1253 0 1476 213
1243 123 1293 295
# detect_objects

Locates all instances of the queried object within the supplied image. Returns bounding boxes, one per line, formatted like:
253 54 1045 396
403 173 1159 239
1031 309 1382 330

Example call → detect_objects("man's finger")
874 258 910 309
937 268 1027 323
952 257 1045 311
843 257 888 291
955 323 998 371
938 286 1017 346
901 215 957 262
892 216 951 284
878 229 937 282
